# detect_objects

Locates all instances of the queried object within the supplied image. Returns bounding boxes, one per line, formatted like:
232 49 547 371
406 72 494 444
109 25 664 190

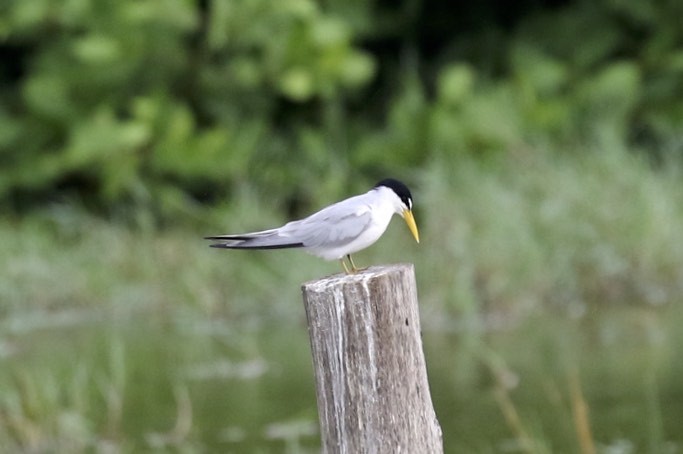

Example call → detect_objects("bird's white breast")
307 188 399 260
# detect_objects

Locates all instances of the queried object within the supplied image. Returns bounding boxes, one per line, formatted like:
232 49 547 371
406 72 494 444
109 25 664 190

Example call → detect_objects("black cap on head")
374 178 413 209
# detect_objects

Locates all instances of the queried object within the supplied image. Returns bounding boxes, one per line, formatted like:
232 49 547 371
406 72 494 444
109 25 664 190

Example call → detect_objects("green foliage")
1 0 376 216
1 0 682 217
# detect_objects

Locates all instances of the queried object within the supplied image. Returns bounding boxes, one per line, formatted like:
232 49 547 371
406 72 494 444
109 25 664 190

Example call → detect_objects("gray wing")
279 195 373 248
205 193 373 250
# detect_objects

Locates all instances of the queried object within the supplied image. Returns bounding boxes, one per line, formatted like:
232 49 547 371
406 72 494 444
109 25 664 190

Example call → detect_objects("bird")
205 178 420 274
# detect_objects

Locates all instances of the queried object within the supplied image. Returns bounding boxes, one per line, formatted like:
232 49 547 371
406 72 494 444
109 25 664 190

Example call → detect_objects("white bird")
205 178 420 274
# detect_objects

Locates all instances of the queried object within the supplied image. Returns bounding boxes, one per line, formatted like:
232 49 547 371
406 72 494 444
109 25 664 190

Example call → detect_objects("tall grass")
417 146 683 321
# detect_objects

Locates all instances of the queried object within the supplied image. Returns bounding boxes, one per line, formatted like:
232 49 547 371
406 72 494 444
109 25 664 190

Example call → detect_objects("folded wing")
205 194 373 252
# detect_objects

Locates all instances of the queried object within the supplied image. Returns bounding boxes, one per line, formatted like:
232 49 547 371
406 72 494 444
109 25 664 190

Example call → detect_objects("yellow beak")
402 209 420 243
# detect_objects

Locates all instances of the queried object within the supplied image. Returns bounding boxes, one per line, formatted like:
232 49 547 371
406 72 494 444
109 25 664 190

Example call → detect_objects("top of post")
301 263 414 292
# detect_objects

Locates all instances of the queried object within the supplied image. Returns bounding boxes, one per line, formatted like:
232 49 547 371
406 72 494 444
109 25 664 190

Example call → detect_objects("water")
426 306 683 453
1 304 682 453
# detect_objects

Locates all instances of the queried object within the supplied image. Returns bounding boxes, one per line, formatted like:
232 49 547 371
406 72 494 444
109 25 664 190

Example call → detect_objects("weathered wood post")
301 263 443 453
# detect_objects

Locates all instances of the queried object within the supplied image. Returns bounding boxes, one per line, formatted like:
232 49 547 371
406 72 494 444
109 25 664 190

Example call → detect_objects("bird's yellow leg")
340 258 351 274
339 255 364 274
347 254 364 273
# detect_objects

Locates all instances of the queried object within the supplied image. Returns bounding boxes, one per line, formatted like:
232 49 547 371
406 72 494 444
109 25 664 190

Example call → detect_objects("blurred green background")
2 0 683 452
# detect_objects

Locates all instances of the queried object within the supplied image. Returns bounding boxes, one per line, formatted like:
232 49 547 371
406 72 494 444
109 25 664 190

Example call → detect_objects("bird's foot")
340 255 366 274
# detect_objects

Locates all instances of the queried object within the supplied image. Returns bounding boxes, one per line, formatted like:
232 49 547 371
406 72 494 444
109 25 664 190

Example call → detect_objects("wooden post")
301 263 443 454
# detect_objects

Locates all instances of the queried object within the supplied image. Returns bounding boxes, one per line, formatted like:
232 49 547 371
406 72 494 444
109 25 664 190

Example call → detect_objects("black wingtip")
206 242 306 250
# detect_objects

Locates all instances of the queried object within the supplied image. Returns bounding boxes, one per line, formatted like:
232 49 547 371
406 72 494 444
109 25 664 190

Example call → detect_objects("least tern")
205 178 419 274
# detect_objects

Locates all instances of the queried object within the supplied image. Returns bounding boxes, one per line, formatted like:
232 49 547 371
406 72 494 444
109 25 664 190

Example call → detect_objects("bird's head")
374 178 420 243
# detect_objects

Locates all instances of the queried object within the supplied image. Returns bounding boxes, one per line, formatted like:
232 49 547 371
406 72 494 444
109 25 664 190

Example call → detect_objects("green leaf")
437 64 475 105
279 67 315 101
